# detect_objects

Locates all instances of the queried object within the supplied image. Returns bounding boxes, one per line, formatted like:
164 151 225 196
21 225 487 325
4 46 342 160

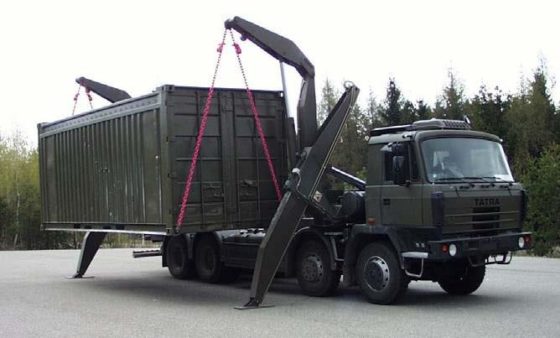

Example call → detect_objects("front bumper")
422 232 532 260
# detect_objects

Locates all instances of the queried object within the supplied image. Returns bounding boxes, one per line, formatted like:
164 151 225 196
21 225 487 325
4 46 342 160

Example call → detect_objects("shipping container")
38 85 293 235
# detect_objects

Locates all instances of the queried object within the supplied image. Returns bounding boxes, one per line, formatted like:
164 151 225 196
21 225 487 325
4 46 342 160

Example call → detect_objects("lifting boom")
225 16 317 150
75 77 131 103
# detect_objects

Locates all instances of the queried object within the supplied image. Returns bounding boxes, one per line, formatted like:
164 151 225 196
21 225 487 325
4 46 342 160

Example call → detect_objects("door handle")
383 198 391 206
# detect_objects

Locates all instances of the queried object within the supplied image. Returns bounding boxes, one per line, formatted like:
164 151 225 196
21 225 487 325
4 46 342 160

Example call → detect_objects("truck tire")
166 235 195 280
295 240 340 297
195 236 238 283
356 242 408 305
438 264 485 295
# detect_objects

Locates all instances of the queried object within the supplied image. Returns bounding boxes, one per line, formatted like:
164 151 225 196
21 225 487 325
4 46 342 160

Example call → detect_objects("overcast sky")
1 0 558 144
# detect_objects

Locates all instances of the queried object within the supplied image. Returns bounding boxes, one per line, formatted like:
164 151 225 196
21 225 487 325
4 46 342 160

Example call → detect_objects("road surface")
0 249 558 337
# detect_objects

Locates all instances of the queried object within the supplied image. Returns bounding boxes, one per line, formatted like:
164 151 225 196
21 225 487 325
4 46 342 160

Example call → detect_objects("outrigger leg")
70 231 107 278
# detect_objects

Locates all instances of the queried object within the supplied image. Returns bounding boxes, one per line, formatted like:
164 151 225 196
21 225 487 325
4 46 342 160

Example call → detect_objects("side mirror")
393 155 406 185
391 143 406 156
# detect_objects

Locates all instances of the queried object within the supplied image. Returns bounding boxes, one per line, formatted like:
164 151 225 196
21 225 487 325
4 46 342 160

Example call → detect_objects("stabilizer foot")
66 274 95 279
234 298 274 310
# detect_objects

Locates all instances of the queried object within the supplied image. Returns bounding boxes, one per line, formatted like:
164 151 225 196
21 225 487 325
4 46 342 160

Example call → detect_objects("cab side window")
383 143 419 183
384 152 395 181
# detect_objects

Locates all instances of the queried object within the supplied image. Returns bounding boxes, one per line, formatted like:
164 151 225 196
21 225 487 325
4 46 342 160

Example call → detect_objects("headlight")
449 243 457 256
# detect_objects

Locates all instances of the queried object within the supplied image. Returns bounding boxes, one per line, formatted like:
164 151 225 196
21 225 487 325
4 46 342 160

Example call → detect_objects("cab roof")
368 119 501 145
370 119 471 137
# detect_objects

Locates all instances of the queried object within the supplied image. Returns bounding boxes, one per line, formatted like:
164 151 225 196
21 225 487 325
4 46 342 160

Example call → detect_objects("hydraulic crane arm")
225 16 317 150
327 166 366 191
76 77 131 103
239 83 360 309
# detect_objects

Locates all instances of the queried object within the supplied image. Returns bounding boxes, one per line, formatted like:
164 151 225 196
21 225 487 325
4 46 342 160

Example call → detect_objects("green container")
38 85 293 235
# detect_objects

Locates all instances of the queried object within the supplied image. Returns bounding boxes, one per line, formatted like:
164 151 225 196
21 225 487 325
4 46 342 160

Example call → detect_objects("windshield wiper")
434 176 497 183
462 176 510 183
460 176 493 182
455 176 512 184
433 177 469 182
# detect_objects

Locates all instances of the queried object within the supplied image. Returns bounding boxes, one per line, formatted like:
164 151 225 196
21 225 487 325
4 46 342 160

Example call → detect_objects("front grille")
443 206 518 235
472 207 500 230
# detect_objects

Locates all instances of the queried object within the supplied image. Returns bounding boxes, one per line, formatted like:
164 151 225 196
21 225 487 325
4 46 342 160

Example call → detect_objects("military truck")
38 17 531 307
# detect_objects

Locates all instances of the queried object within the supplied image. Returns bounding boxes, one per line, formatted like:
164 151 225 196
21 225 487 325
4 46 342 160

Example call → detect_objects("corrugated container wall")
38 85 292 235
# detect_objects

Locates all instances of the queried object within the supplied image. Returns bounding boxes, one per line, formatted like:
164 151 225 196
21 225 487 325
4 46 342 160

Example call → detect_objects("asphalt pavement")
0 249 559 337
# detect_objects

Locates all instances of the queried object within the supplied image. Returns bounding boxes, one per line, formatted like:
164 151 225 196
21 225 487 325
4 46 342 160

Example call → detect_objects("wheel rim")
363 256 390 291
301 254 324 282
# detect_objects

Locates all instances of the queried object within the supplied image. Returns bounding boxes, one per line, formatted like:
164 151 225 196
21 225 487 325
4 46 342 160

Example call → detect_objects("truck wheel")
296 240 340 297
166 235 195 280
195 236 237 283
438 264 485 295
356 242 408 305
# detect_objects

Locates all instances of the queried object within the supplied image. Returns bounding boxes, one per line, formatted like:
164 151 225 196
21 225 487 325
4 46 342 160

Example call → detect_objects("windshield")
421 137 513 183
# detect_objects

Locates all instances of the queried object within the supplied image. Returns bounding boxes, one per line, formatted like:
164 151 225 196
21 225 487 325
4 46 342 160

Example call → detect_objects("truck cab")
350 119 531 303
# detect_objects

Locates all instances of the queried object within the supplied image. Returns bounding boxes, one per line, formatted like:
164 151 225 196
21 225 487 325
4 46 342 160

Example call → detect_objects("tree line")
0 63 558 255
321 63 559 255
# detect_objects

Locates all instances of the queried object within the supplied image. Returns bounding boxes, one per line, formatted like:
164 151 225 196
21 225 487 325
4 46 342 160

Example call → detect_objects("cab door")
380 142 423 226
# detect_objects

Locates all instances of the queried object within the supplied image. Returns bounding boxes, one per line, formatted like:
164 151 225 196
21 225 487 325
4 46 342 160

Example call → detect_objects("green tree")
317 78 339 126
527 64 557 147
0 195 12 247
377 79 426 126
318 80 371 178
415 100 432 120
522 144 560 255
505 64 557 174
467 85 510 138
434 69 465 120
401 100 417 124
378 78 405 126
0 132 72 249
330 102 370 174
366 89 383 129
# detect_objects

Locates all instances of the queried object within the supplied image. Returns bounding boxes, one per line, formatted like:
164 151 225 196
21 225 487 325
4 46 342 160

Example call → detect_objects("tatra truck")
38 17 531 307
